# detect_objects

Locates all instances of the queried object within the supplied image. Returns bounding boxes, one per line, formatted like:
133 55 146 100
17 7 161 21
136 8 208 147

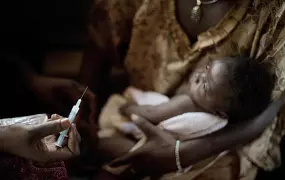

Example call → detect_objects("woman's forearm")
179 95 284 167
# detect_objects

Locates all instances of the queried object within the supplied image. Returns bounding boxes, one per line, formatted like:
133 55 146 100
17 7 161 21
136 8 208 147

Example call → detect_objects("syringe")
56 86 88 147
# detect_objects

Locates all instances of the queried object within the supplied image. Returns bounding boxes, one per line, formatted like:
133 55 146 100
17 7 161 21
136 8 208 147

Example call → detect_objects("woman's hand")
29 75 96 123
0 114 80 162
109 115 177 176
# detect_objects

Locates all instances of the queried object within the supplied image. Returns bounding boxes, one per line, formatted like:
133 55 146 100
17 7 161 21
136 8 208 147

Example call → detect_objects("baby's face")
189 58 233 113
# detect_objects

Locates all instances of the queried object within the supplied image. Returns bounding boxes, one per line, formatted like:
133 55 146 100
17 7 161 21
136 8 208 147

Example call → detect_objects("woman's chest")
124 0 259 94
175 0 235 40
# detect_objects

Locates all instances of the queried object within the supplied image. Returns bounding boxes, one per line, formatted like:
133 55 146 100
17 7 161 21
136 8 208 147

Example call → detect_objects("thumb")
131 114 157 138
29 118 71 139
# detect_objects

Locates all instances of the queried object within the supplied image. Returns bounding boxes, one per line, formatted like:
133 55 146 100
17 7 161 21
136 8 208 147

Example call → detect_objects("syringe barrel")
56 104 80 147
56 129 68 147
68 110 77 124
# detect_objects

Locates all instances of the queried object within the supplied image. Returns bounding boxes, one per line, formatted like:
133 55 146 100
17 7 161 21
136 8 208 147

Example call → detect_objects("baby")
99 55 272 137
98 55 273 174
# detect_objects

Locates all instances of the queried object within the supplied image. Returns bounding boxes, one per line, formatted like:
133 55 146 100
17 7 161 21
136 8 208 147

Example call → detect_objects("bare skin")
122 58 232 124
176 0 236 41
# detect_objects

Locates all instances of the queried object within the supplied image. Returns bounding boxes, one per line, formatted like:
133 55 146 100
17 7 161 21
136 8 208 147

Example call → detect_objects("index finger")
28 118 70 139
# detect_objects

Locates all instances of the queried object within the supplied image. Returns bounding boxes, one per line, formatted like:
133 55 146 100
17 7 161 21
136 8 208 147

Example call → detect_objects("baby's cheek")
193 94 211 110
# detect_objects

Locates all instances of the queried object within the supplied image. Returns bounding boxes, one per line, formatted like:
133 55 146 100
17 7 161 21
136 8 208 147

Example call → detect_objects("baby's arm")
121 94 202 124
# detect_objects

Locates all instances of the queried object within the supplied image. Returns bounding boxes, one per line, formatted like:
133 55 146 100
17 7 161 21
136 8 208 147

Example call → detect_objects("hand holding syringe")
56 87 88 147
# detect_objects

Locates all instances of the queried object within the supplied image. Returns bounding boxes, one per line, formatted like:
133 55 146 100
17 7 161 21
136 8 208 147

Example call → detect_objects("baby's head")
189 56 273 122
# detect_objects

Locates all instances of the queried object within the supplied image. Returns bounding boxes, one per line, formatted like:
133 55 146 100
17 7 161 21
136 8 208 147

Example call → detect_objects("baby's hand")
119 104 148 139
120 103 153 120
119 103 138 117
118 122 144 139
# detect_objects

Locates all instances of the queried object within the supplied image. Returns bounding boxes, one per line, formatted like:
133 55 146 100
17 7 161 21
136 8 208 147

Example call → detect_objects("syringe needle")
80 86 88 99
